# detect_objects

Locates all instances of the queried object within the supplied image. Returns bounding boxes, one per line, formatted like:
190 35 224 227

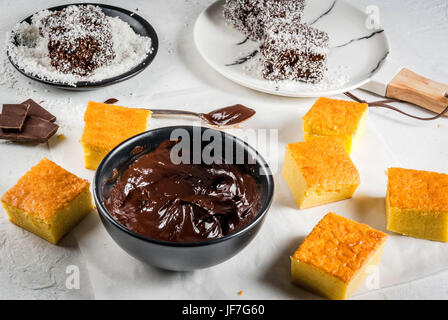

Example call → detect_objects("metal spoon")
103 100 256 128
150 104 256 127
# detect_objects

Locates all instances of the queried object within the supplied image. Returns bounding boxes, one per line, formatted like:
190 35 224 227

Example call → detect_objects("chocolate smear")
104 98 119 104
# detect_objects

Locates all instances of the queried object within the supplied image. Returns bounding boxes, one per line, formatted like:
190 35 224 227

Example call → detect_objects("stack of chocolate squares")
0 99 58 143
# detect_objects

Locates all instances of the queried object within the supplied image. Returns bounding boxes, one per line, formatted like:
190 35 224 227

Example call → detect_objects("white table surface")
0 0 447 300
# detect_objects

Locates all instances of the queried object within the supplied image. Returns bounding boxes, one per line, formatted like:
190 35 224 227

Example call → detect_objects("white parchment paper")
46 90 448 299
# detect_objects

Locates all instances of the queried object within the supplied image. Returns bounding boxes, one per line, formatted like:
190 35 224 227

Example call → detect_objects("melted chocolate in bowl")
103 140 261 242
202 104 256 127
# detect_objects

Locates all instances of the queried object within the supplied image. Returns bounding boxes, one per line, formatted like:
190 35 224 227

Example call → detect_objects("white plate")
194 0 390 97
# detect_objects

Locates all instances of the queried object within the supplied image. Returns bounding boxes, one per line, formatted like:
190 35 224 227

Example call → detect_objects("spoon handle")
150 109 202 119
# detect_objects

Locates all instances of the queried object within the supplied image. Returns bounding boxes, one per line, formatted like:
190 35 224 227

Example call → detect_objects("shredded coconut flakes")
6 5 153 87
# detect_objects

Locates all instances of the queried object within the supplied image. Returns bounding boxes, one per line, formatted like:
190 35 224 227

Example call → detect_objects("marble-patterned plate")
194 0 390 97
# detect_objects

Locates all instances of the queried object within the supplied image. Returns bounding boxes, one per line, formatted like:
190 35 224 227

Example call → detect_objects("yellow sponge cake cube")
80 101 152 170
386 167 448 242
1 158 93 244
302 97 368 154
282 137 360 209
291 213 388 300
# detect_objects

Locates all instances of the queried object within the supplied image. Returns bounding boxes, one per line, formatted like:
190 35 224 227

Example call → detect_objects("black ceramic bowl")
94 126 274 271
7 3 158 90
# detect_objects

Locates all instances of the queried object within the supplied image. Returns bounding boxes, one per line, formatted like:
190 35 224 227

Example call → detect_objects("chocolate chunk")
0 104 30 130
0 116 59 143
104 98 119 104
21 99 56 122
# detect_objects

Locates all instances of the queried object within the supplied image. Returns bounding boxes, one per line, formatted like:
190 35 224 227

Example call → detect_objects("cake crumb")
57 134 66 141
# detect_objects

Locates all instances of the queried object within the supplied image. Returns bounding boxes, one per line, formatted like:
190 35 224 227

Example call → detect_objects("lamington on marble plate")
223 0 305 41
260 20 329 83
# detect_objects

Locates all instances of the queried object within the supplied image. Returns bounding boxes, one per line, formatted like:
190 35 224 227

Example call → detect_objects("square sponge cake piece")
80 101 151 170
302 97 368 154
386 167 448 242
282 137 360 209
291 212 388 300
1 158 93 244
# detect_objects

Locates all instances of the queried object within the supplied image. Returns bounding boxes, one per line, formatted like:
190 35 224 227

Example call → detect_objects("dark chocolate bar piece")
21 99 56 122
0 116 59 143
0 104 30 130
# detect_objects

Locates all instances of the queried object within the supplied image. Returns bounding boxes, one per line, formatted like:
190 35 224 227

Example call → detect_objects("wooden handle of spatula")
386 68 448 116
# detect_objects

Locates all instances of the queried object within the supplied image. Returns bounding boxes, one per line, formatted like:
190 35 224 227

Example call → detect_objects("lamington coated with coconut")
38 5 115 76
223 0 305 41
260 20 329 83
